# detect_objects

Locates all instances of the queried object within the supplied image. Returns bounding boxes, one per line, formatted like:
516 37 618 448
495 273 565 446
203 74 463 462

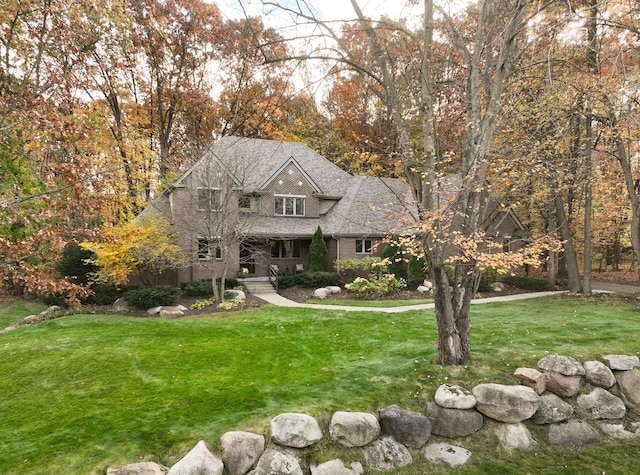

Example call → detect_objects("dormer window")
275 195 305 216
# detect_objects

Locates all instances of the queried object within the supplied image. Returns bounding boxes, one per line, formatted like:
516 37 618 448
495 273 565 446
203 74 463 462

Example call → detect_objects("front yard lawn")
0 295 638 474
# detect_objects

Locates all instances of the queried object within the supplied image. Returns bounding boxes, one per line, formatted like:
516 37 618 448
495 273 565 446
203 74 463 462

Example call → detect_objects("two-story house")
144 136 419 284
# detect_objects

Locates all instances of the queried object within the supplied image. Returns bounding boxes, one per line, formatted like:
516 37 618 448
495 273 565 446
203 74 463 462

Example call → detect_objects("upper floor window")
198 188 221 211
356 238 373 254
275 195 305 216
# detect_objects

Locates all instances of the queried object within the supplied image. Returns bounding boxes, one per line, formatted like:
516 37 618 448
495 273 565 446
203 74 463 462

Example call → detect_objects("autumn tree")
80 213 184 287
257 0 556 365
129 0 228 180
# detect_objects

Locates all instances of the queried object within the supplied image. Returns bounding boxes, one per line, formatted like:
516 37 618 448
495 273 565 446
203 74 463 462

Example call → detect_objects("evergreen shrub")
382 238 404 279
407 255 428 288
123 286 180 308
307 226 328 272
504 275 549 290
278 272 341 289
181 278 239 297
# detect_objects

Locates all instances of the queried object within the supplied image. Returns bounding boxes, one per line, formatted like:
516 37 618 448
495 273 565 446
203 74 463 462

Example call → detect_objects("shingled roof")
173 136 352 197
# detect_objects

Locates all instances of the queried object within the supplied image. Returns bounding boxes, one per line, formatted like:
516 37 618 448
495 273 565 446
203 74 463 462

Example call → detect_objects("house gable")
259 157 322 194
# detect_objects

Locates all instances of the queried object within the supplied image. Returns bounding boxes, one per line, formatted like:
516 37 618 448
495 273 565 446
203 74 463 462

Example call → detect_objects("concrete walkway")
253 290 565 314
253 281 640 314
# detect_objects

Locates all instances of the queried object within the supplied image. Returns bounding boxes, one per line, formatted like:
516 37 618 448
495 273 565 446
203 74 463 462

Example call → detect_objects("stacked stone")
106 353 640 475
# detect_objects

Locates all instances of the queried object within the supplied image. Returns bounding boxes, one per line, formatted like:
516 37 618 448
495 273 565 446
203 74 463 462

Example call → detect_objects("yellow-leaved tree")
81 213 184 287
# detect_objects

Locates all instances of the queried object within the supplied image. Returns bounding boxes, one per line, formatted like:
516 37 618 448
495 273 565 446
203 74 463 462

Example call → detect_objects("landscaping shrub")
42 292 68 308
55 243 98 285
181 278 239 297
123 286 180 308
307 225 328 272
476 274 493 292
278 272 341 289
407 254 428 288
84 284 129 306
382 237 404 279
335 257 386 282
504 275 549 290
345 274 407 298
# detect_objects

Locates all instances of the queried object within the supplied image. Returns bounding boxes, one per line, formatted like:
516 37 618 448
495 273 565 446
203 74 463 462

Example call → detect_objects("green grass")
306 298 433 307
0 295 639 474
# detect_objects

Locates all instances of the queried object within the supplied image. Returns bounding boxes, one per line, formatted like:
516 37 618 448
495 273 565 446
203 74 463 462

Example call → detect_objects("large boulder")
107 462 169 475
434 384 477 409
426 403 483 438
602 354 640 370
530 392 574 425
544 372 582 397
548 420 602 447
378 404 432 448
598 422 640 440
249 449 303 475
576 387 626 420
270 413 323 448
583 360 616 388
313 288 330 300
113 297 130 312
159 306 186 318
310 460 363 475
326 286 342 294
363 437 412 472
472 384 541 423
538 355 585 376
513 367 546 394
423 442 472 467
220 431 265 475
329 411 380 448
224 289 246 300
495 423 539 451
167 440 223 475
614 368 640 413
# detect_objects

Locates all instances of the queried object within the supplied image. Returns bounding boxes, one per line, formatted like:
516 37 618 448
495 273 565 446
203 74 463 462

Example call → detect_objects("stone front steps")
241 279 276 295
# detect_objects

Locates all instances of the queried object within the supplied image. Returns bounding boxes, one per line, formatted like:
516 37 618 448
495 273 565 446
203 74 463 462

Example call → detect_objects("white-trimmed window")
502 237 512 253
274 195 305 216
356 238 373 254
198 238 222 260
198 188 221 211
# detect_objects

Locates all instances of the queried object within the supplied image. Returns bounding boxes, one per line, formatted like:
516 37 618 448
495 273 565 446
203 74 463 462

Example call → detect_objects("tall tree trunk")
583 113 593 295
555 193 582 292
612 127 640 280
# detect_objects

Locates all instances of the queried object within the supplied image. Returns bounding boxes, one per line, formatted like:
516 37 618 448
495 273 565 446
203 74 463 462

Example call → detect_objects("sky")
216 0 420 24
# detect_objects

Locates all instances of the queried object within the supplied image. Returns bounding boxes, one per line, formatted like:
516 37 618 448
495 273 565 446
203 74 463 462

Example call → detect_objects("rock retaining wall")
108 354 640 474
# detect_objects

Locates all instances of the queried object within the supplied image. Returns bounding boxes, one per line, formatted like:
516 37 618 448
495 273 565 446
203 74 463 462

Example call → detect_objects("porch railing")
269 265 279 290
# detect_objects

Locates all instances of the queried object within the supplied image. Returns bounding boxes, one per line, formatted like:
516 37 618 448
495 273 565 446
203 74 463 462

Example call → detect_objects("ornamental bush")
335 257 387 282
344 274 406 298
123 286 180 308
